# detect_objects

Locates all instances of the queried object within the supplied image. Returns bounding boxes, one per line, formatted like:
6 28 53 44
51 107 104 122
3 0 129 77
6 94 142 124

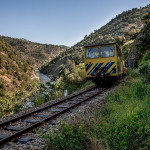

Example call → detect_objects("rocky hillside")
41 4 150 78
127 12 150 68
0 36 68 67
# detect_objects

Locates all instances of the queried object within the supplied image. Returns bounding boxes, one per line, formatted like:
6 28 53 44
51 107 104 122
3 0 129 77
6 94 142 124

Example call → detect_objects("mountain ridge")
0 35 69 67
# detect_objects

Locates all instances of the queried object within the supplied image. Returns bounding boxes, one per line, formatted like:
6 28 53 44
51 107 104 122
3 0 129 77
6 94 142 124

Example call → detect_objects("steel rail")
0 87 106 147
0 85 96 128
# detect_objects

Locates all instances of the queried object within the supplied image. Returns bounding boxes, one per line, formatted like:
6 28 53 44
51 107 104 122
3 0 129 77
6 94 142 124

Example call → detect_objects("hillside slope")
0 39 38 97
0 36 68 67
127 13 150 67
41 4 150 78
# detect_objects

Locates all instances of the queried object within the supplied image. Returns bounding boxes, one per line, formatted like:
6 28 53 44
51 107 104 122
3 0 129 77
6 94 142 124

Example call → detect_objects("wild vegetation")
0 39 40 117
44 12 150 150
30 63 92 108
0 34 68 117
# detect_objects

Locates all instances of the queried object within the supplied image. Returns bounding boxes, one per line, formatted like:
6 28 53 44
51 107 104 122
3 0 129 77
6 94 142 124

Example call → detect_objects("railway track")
0 85 106 148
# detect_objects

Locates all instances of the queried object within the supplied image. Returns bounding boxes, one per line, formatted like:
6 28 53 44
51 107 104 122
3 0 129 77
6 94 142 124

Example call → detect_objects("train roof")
84 43 117 48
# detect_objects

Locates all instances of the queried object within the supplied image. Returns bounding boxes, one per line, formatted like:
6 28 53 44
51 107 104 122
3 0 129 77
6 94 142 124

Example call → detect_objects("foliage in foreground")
44 125 91 150
0 80 39 118
104 77 150 149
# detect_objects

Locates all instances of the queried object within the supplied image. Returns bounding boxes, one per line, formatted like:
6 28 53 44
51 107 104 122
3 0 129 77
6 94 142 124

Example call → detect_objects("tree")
0 79 6 97
114 36 125 46
84 35 87 39
141 12 150 30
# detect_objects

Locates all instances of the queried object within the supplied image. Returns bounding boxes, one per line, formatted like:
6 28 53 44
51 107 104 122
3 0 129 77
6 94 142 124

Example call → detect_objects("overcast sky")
0 0 150 46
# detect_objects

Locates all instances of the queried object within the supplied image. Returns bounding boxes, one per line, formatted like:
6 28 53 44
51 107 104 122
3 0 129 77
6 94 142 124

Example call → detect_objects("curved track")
0 85 106 148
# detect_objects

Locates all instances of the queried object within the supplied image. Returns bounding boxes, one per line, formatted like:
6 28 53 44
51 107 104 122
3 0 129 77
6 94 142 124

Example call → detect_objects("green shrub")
54 63 91 94
108 112 150 150
139 61 150 75
136 33 150 60
141 52 150 62
44 124 91 150
122 41 133 60
128 68 140 77
102 78 150 150
139 61 150 83
32 95 45 107
0 79 6 97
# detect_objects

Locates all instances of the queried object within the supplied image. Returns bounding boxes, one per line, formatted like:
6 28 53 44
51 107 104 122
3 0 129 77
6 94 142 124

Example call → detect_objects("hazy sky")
0 0 150 46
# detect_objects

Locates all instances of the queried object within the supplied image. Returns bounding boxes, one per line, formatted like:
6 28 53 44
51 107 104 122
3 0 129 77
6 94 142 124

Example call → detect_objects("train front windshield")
100 46 115 58
85 45 115 59
86 47 99 59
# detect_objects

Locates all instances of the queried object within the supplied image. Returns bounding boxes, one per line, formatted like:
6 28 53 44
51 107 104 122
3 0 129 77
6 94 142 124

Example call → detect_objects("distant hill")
41 4 150 78
0 36 68 67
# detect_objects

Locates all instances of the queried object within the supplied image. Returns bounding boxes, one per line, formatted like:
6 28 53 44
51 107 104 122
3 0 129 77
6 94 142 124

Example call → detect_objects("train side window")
86 47 99 59
117 46 122 61
100 46 115 58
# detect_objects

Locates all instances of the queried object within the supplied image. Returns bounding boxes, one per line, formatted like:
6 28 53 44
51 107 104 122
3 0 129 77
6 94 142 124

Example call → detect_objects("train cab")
84 43 125 85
